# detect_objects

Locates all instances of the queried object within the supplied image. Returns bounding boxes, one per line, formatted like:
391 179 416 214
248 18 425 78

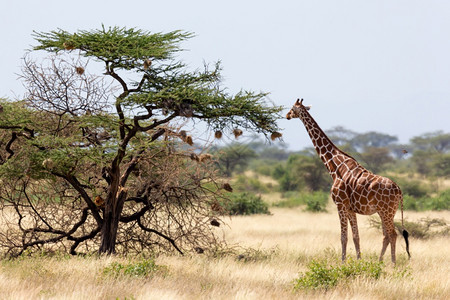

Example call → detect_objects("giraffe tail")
402 229 410 259
401 195 411 259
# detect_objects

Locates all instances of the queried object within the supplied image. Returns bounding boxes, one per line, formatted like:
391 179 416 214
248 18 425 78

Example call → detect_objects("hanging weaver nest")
76 67 85 75
222 183 233 192
185 135 193 146
270 132 282 141
233 128 243 139
63 41 75 50
143 59 152 70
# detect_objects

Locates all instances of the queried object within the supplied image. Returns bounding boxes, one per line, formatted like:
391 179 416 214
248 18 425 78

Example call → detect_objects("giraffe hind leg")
348 211 361 259
379 217 390 261
388 225 398 264
379 214 397 263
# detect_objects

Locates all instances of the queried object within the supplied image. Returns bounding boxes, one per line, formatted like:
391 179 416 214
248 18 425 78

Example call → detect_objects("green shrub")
275 191 329 212
233 175 270 194
293 258 384 291
274 192 306 208
102 258 167 279
428 189 450 210
397 179 430 198
223 192 270 215
403 189 450 211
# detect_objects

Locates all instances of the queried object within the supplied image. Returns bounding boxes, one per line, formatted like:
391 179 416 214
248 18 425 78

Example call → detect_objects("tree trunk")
99 186 128 254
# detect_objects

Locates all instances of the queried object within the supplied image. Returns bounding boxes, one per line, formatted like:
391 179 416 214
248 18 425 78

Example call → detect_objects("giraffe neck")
298 108 361 180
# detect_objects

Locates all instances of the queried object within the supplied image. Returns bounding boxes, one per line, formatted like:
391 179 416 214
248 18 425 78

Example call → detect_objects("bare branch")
137 218 184 255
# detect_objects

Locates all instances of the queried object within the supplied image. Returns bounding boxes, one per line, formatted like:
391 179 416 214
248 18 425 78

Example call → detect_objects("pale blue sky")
1 0 449 149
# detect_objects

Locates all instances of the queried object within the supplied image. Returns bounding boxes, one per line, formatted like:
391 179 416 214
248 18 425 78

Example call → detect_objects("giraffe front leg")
338 209 348 261
348 211 361 259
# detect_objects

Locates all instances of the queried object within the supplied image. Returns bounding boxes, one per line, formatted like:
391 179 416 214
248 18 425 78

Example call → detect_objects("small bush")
102 258 167 279
223 192 270 215
236 246 279 263
275 191 329 212
293 258 384 291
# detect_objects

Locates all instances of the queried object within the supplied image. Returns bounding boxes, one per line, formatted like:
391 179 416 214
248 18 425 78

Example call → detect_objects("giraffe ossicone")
287 98 410 264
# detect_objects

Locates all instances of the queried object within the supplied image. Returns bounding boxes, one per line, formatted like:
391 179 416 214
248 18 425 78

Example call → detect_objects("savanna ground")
0 200 448 300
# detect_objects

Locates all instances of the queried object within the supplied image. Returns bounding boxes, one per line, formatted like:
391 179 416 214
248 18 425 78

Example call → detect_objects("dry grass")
0 207 449 299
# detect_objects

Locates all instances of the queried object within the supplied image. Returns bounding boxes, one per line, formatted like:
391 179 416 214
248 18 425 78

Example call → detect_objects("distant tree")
327 126 357 147
0 26 282 256
327 127 398 158
410 131 450 154
433 153 450 178
278 154 331 192
410 150 435 176
213 143 257 176
359 147 394 173
351 132 398 151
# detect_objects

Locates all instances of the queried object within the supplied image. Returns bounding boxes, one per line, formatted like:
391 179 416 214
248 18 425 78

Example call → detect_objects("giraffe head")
286 98 310 120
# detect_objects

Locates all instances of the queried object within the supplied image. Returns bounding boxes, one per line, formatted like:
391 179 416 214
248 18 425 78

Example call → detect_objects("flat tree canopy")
0 26 282 256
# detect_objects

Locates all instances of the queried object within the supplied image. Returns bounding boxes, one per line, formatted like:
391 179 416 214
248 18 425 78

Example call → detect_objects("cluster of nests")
215 129 282 141
179 129 282 147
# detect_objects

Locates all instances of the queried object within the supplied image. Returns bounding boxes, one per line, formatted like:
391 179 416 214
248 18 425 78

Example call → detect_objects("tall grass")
0 208 449 299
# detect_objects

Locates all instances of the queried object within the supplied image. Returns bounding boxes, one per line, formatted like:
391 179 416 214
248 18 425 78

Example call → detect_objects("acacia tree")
0 26 282 255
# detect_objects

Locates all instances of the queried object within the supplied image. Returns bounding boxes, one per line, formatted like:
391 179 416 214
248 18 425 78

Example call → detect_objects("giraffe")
286 99 410 263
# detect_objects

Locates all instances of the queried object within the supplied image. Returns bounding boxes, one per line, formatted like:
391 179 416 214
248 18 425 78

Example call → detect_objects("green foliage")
293 258 384 291
273 153 331 192
403 189 450 211
222 192 270 215
359 147 394 173
250 160 279 177
102 258 168 279
305 194 329 212
233 174 270 194
33 26 191 67
410 131 450 154
433 153 450 177
274 191 329 212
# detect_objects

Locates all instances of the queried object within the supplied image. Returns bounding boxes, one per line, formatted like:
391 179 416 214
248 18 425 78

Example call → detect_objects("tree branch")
129 74 149 93
137 218 184 255
67 225 101 255
119 128 166 186
119 204 150 223
138 113 178 132
5 132 17 159
61 174 103 225
22 183 53 230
